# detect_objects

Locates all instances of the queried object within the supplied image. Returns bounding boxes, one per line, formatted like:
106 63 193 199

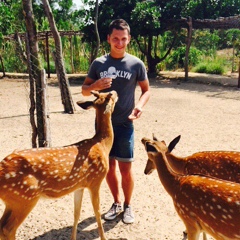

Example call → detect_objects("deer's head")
77 90 118 114
142 135 181 175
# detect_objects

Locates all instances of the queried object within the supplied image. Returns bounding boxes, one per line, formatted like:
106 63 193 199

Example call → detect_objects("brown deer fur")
142 137 240 240
144 135 240 183
0 90 118 240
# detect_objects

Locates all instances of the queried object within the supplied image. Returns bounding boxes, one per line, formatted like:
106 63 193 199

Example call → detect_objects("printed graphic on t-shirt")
100 66 132 80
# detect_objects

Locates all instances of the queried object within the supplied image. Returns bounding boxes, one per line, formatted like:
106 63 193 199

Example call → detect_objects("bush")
165 46 202 70
193 58 226 75
193 63 208 73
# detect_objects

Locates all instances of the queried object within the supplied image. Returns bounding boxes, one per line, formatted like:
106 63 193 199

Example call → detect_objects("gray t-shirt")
87 53 148 126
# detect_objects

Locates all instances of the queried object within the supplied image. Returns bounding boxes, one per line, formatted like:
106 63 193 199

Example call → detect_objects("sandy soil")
0 75 240 240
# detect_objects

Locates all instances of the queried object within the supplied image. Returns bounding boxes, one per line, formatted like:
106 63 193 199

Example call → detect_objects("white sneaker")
123 205 135 224
104 203 122 220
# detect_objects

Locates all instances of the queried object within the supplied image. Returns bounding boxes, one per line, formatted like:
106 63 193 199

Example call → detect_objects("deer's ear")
152 133 158 141
168 135 181 153
147 152 156 160
76 101 93 110
91 90 100 98
146 142 157 152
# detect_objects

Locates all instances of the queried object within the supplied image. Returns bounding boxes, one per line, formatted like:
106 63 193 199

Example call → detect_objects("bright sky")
72 0 83 9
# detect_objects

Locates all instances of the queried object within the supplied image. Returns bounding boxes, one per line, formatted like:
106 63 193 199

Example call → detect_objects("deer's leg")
0 206 13 240
184 223 201 240
0 199 39 240
89 185 106 240
203 232 207 240
71 188 84 240
183 229 207 240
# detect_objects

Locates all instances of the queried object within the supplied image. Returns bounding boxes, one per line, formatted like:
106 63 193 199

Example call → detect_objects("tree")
0 1 24 75
183 0 240 19
42 0 74 114
82 0 177 75
130 1 177 76
22 0 45 147
91 0 100 62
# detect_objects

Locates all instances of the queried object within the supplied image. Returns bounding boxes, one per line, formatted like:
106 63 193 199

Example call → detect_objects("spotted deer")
144 135 240 183
141 136 240 240
0 90 118 240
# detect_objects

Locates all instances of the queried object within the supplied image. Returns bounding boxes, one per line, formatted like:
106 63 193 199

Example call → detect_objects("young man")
81 19 150 224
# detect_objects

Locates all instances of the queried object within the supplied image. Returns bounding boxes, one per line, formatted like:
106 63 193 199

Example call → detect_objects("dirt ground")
0 74 240 240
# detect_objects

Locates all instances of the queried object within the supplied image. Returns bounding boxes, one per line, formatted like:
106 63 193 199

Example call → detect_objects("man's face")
107 29 131 57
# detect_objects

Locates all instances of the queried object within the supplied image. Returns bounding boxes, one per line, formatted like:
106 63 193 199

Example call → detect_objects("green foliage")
42 60 56 74
131 1 161 37
225 29 240 57
183 0 240 19
1 0 239 75
155 0 188 19
0 1 24 35
192 30 220 56
192 58 226 75
1 42 22 72
165 46 202 70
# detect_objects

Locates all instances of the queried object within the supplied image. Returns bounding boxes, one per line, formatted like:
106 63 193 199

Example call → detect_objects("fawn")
144 135 240 183
142 136 240 240
0 90 118 240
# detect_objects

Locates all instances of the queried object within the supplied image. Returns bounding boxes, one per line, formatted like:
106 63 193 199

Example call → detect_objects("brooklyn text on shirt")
100 66 132 80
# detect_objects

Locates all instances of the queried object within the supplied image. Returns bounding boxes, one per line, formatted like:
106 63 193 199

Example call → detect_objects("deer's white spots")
0 91 118 240
142 137 240 240
5 173 11 179
210 213 217 219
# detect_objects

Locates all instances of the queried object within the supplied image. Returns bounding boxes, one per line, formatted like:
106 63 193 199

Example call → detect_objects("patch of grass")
192 57 226 75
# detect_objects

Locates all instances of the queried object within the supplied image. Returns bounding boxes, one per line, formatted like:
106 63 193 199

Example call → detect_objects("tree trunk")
92 0 100 62
25 32 37 148
0 55 6 77
238 60 240 88
22 0 46 147
136 33 177 77
185 17 193 81
42 0 74 114
14 32 28 65
69 36 74 73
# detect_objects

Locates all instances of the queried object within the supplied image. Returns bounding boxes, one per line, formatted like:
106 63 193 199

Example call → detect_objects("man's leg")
119 161 135 224
106 158 121 203
118 161 134 205
104 158 122 221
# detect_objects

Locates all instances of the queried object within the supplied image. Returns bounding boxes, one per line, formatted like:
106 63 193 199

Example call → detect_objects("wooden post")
0 55 6 77
46 31 50 78
41 69 51 147
238 60 240 89
25 32 38 148
185 17 193 81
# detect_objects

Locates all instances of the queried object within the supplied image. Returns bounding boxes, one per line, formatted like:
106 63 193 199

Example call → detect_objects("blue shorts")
109 122 134 162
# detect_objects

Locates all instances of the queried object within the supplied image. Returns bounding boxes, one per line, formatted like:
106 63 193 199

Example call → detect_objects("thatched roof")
4 30 83 41
4 15 239 41
163 15 240 30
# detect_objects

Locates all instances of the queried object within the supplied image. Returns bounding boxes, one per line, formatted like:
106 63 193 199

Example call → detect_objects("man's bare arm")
82 76 113 96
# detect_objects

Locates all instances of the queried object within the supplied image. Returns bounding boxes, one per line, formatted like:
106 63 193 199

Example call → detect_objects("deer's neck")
166 153 186 174
154 153 181 197
95 110 114 144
